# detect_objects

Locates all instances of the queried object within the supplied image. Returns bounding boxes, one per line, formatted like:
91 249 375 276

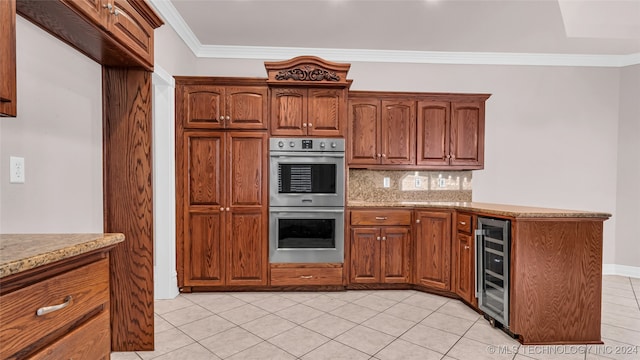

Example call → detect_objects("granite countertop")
347 201 612 219
0 233 124 278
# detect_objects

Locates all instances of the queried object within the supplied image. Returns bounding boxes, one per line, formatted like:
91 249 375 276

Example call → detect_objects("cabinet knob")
376 236 381 241
382 236 387 241
381 154 386 158
220 207 224 211
446 154 451 159
226 207 230 211
219 115 225 121
416 219 421 223
460 221 466 225
225 115 230 121
303 123 307 127
308 123 312 127
102 3 113 10
464 245 470 250
113 9 120 16
377 153 381 158
451 154 456 160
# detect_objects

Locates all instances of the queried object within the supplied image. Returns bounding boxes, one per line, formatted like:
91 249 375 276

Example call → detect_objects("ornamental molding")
275 65 341 82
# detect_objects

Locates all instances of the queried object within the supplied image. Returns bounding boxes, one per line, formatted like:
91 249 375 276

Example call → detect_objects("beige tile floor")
112 275 640 360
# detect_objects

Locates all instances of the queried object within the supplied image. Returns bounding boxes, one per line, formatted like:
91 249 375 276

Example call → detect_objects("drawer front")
30 311 110 360
0 258 109 359
271 267 343 286
350 210 412 226
457 213 472 234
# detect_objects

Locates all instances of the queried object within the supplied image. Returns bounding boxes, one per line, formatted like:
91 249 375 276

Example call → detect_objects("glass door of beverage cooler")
476 217 511 328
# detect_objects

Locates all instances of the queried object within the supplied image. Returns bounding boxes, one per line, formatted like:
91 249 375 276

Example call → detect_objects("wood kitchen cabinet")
180 131 268 288
452 212 477 306
177 79 268 130
0 0 16 117
349 209 412 284
269 87 346 137
414 210 452 290
0 250 112 359
17 0 162 70
348 98 415 165
417 100 485 168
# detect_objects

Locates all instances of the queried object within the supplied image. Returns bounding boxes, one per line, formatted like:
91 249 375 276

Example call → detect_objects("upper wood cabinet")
269 87 346 136
413 210 452 290
417 100 485 168
265 56 351 137
348 98 415 165
176 79 268 130
348 92 489 170
17 0 162 70
0 0 16 117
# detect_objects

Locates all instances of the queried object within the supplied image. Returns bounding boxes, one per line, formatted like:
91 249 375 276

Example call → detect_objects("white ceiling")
151 0 640 66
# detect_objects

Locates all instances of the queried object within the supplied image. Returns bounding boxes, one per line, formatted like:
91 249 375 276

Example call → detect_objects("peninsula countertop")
0 233 124 278
347 201 612 219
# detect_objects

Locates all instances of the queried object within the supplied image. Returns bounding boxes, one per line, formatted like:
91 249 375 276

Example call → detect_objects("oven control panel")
270 138 345 152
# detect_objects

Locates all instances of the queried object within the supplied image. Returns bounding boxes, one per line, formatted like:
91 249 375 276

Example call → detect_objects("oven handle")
269 207 344 214
270 153 345 158
474 229 484 299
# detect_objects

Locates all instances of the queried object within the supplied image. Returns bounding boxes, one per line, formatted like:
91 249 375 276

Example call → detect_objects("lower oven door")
269 207 344 263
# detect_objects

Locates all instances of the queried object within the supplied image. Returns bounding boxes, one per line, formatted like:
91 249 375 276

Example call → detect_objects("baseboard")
603 264 640 278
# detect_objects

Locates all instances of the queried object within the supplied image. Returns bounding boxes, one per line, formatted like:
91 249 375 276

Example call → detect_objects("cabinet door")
381 227 411 283
381 100 415 165
185 212 225 286
226 86 268 129
270 87 307 136
0 0 16 117
455 232 474 303
182 85 226 129
414 211 451 290
417 101 450 166
308 88 344 137
61 0 108 28
183 133 225 286
348 99 380 165
450 101 484 168
226 208 267 285
350 228 381 283
108 0 154 67
227 132 267 208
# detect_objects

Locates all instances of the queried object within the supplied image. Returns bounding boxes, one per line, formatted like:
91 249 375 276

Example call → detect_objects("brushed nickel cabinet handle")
300 275 313 279
460 221 467 225
37 296 72 316
375 216 387 220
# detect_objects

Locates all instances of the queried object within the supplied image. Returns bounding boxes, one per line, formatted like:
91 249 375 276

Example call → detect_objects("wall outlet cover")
383 177 391 188
10 156 25 184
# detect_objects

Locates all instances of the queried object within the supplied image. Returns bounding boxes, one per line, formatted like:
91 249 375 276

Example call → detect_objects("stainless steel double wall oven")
269 138 345 263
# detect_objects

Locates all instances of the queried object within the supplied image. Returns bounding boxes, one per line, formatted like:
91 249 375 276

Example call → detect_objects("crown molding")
149 0 640 68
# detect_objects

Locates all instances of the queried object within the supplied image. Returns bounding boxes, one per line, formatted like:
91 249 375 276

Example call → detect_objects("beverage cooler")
476 217 511 328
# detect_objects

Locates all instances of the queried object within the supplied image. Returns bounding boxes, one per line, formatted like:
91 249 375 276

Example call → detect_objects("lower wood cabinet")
413 210 452 290
179 131 268 288
349 209 412 284
453 212 477 306
270 264 343 286
0 252 111 360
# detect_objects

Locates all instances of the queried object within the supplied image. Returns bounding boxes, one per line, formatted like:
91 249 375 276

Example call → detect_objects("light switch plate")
10 156 25 184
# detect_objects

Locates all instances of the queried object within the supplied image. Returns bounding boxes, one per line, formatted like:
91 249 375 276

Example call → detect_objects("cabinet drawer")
30 310 110 360
457 213 472 234
350 210 412 226
0 258 109 359
271 266 343 286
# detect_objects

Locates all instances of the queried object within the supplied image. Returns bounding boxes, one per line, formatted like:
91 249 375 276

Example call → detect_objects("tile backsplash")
348 169 472 202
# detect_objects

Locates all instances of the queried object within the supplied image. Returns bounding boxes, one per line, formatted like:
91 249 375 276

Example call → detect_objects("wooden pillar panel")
103 67 154 351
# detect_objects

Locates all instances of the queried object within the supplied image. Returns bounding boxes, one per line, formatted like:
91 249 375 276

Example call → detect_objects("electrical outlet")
10 156 25 184
383 177 390 188
415 177 422 188
438 177 446 188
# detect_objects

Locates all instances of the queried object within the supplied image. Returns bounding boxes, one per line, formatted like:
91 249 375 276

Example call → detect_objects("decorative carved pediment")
265 56 351 86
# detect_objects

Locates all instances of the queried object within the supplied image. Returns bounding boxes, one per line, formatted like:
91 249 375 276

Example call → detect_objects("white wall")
0 17 103 233
615 64 640 270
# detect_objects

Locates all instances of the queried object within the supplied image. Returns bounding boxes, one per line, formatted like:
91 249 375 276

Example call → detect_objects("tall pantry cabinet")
176 78 269 290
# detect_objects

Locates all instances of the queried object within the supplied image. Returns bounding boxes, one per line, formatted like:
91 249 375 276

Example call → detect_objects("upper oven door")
269 152 345 207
